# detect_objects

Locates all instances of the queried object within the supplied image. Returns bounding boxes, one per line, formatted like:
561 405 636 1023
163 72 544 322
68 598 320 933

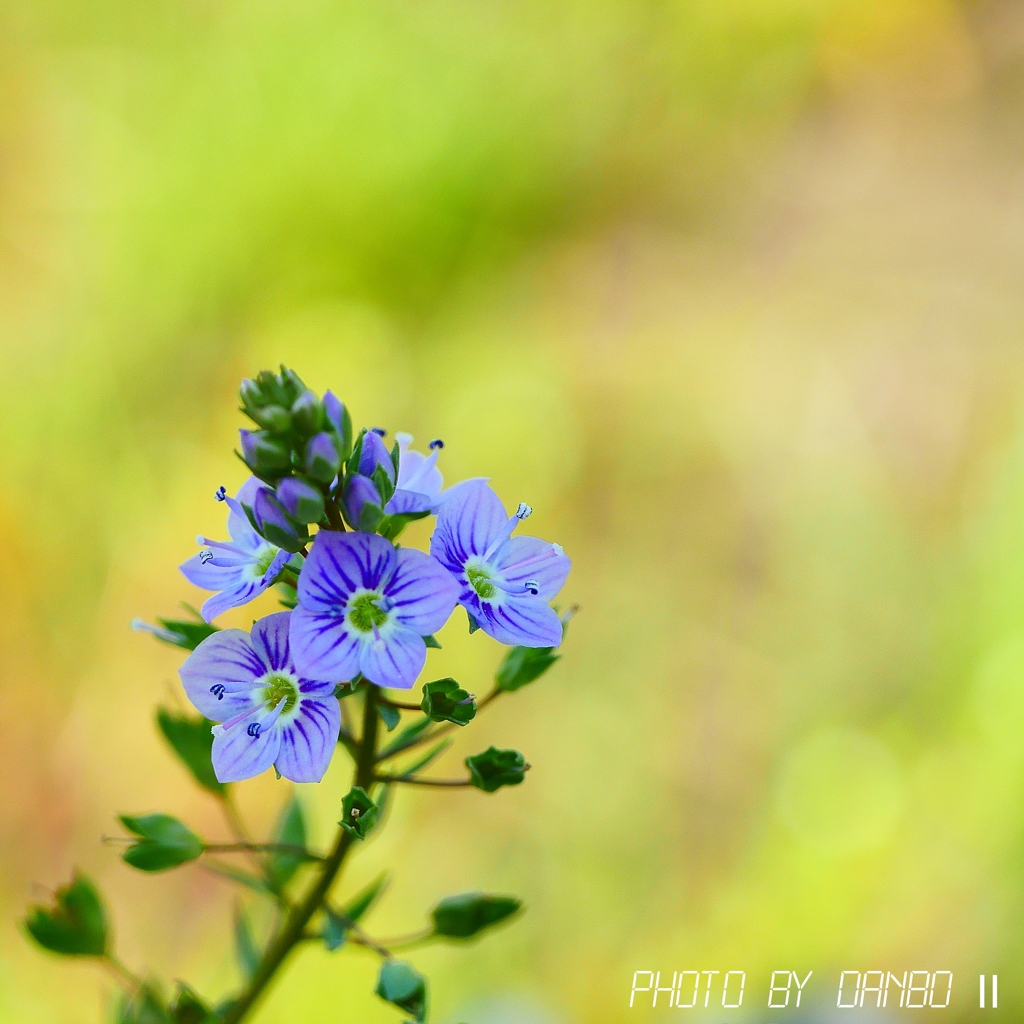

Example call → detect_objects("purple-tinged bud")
253 489 305 552
322 390 353 459
343 474 383 529
304 431 341 484
239 377 261 410
357 428 395 483
277 477 325 524
239 429 291 474
290 391 324 436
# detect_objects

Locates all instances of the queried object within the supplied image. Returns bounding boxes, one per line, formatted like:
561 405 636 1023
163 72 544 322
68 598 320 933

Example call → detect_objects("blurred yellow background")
4 0 1024 1021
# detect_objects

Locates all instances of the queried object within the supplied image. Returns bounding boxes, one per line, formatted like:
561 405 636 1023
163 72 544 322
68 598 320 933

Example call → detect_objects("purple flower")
430 482 570 647
179 611 340 783
180 478 291 622
290 531 459 690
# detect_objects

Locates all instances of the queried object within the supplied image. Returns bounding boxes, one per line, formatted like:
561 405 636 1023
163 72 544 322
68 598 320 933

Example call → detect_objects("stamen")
516 502 532 519
371 427 387 437
351 807 361 819
215 486 227 502
429 438 444 449
247 723 261 738
199 550 214 564
524 578 540 596
210 684 226 700
482 503 533 562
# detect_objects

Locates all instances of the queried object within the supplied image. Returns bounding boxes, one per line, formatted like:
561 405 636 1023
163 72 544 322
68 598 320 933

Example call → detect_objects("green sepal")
465 747 528 793
496 646 560 692
266 795 307 893
375 959 427 1022
259 518 308 555
467 610 481 633
371 462 396 505
276 581 298 609
379 509 430 541
422 634 442 649
331 402 354 462
170 983 212 1024
340 786 379 840
156 709 225 796
397 739 452 777
378 703 402 732
390 440 401 478
377 717 432 759
119 814 204 872
357 501 385 534
234 906 260 981
24 872 107 956
251 404 292 434
345 429 366 478
335 679 365 699
420 678 476 726
431 892 522 939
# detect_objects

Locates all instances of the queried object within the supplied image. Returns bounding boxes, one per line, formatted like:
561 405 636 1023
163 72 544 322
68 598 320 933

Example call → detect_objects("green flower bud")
252 404 292 433
420 678 476 726
465 746 528 792
291 391 325 436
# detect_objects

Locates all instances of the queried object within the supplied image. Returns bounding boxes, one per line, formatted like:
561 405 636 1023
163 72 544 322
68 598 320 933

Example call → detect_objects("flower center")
348 591 389 633
261 672 298 714
254 544 279 577
467 564 496 600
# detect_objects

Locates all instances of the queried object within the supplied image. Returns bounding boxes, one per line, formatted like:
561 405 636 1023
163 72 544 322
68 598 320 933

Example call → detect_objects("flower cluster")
178 367 571 786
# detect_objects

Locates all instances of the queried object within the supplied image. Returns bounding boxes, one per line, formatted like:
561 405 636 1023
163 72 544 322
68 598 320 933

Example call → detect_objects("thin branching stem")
374 774 473 787
376 687 502 762
203 843 322 860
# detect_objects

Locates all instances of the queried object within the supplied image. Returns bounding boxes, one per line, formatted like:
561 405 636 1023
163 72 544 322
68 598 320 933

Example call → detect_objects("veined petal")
384 489 433 516
431 481 507 567
297 532 397 612
226 479 270 552
396 447 444 499
200 580 266 623
289 607 362 681
211 710 282 783
495 536 571 601
387 549 460 634
358 625 425 690
179 629 267 720
477 596 563 648
251 611 293 673
274 696 341 782
180 552 248 591
432 476 489 513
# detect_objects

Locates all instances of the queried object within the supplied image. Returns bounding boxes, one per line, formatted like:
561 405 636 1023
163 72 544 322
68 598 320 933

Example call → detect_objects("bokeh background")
4 0 1024 1021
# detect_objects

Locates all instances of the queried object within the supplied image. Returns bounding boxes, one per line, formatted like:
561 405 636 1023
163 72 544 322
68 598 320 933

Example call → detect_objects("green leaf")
234 907 260 981
116 987 174 1024
422 634 442 649
322 908 349 952
496 646 560 692
170 983 212 1024
377 717 432 759
156 709 225 796
276 581 298 609
465 747 528 793
431 892 522 939
397 739 452 777
343 870 391 924
345 429 366 478
202 861 273 896
323 870 391 952
119 814 204 872
420 678 476 726
375 960 427 1022
378 702 401 732
25 872 107 956
339 786 379 840
132 608 219 652
266 795 306 893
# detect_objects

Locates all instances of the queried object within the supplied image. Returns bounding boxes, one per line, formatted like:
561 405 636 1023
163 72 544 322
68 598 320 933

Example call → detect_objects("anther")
515 503 533 519
350 807 361 818
429 438 444 450
199 550 214 564
370 427 387 437
210 684 226 700
215 486 227 502
524 578 540 596
247 723 261 738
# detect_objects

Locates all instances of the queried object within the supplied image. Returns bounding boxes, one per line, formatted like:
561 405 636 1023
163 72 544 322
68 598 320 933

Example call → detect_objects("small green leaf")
156 709 225 796
203 862 274 896
420 678 476 726
266 795 306 893
119 814 204 872
345 429 366 478
465 747 528 793
276 581 298 609
170 983 212 1024
25 872 107 956
422 634 442 649
116 987 174 1024
132 610 219 652
322 908 348 952
496 646 559 692
234 907 260 981
375 959 427 1022
378 703 401 732
339 786 379 840
431 892 522 939
377 717 432 759
343 870 391 923
397 739 452 777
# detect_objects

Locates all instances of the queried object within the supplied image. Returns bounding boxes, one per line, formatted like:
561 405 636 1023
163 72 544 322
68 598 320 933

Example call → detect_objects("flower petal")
297 531 398 612
495 536 571 601
179 629 267 720
396 447 443 499
387 549 460 634
274 696 341 783
358 625 426 690
250 611 293 673
477 596 563 648
384 489 433 516
430 482 508 568
289 607 362 682
433 476 489 513
180 552 247 592
211 713 282 783
200 580 267 623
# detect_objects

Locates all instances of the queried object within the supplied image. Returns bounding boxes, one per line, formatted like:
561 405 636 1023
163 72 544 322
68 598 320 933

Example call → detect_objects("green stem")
376 687 502 762
220 688 379 1024
203 843 322 860
324 495 345 531
103 952 143 993
374 774 473 787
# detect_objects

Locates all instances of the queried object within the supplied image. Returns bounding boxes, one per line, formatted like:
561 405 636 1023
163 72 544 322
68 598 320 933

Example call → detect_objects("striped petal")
298 531 397 612
179 629 267 720
250 611 293 673
289 607 361 682
358 625 426 690
211 705 283 783
495 536 571 601
274 696 341 783
430 482 507 569
386 549 460 634
477 595 563 648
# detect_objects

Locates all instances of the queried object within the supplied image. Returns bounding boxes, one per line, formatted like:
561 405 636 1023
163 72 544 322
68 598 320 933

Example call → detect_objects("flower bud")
290 391 324 436
251 404 292 433
277 476 325 524
357 429 395 483
239 377 262 411
253 489 305 552
342 473 382 528
239 429 291 474
304 431 341 484
323 390 353 458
